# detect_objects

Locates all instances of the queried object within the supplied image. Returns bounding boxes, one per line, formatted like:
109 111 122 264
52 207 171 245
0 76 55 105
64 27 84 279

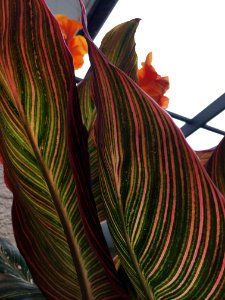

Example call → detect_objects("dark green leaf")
0 238 44 299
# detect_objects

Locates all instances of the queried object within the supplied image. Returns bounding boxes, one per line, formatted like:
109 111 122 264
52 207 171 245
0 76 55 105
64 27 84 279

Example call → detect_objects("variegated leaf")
80 1 225 299
79 19 139 222
67 60 127 299
195 148 215 167
0 0 127 299
79 18 139 131
205 136 225 196
100 19 139 83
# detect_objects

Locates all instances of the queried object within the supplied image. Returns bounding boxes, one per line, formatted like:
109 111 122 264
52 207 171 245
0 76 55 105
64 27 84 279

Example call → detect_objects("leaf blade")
79 19 140 222
0 238 44 300
80 2 225 298
67 78 128 298
205 136 225 196
0 0 125 298
195 148 215 167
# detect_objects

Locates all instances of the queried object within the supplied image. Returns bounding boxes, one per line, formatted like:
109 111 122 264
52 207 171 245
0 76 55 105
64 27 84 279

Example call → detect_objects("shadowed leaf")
0 238 44 299
195 148 215 167
205 136 225 196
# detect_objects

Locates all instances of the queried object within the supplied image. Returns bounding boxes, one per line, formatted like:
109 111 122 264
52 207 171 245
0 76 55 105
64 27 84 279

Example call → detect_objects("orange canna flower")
55 14 88 70
137 52 169 109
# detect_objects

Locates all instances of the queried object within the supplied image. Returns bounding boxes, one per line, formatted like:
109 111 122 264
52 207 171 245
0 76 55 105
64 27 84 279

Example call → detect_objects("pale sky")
76 0 225 150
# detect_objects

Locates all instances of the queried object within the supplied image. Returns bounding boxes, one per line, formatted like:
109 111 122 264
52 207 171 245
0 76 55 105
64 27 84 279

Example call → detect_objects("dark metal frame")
87 0 119 39
85 0 225 138
168 93 225 137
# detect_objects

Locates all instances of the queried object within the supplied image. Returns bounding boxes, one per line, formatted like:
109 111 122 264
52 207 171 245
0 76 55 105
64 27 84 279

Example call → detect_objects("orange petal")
73 55 85 70
55 14 83 44
68 36 88 70
137 52 170 108
55 15 88 70
158 96 169 109
69 36 88 55
144 51 153 66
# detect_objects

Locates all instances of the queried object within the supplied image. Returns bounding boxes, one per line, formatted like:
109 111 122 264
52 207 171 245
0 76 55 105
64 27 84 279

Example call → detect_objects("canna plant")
0 0 224 299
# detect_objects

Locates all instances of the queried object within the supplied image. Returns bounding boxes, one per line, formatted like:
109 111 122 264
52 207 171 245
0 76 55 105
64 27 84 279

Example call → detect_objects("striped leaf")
205 136 225 196
79 19 139 222
80 2 225 299
79 18 139 131
67 54 127 300
0 238 44 299
0 0 127 299
99 19 139 83
195 148 215 167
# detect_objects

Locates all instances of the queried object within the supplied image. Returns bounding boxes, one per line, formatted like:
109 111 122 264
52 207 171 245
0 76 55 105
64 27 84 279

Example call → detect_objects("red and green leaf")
0 0 127 299
79 18 139 132
79 19 139 222
99 19 139 83
67 63 127 299
80 1 225 299
205 136 225 196
195 148 215 167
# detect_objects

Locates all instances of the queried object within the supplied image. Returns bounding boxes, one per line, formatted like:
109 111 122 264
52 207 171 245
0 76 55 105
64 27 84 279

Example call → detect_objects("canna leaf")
0 238 44 299
78 74 106 220
195 148 215 167
100 19 139 83
67 38 127 300
79 18 139 132
205 136 225 196
79 19 139 221
80 2 225 299
0 0 126 299
79 74 96 133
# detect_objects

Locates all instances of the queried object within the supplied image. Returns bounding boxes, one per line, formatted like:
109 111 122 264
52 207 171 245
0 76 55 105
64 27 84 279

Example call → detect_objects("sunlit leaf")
100 19 139 82
79 19 139 222
0 0 127 299
80 1 225 298
79 18 139 132
67 50 127 300
0 238 44 299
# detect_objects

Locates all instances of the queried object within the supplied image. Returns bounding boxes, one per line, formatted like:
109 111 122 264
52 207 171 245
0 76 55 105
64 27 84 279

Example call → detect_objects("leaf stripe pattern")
195 148 215 167
206 136 225 197
67 70 128 298
0 0 125 299
79 19 139 223
80 1 225 298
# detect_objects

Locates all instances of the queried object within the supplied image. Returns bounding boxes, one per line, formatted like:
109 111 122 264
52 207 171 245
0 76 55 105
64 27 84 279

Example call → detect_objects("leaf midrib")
12 89 94 300
118 198 154 300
